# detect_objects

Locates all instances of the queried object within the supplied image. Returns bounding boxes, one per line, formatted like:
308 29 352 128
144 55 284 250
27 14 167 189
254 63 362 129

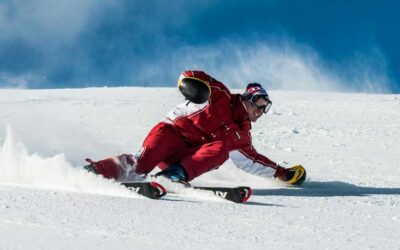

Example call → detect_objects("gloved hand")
274 164 306 186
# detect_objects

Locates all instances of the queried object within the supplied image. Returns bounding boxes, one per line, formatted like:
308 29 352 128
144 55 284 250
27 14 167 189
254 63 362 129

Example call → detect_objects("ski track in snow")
0 87 399 249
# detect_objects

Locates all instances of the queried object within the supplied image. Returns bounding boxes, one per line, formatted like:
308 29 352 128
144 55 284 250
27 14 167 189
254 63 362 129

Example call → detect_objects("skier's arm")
165 70 231 143
229 144 281 178
179 70 231 103
230 144 307 185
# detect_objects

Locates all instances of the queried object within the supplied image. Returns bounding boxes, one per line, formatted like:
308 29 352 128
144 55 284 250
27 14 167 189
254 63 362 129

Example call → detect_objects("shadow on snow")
253 181 400 197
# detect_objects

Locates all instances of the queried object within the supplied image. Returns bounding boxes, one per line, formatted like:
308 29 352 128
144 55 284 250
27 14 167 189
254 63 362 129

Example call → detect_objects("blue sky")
0 0 399 93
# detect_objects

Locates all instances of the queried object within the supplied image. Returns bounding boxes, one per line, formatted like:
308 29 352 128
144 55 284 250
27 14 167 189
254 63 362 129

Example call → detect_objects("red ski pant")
136 122 229 181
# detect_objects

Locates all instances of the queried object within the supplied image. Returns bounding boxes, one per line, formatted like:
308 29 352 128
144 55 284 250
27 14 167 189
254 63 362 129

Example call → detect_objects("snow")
0 87 399 249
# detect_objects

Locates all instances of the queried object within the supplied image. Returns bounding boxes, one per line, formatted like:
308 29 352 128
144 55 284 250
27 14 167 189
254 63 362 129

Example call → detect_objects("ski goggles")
249 94 272 114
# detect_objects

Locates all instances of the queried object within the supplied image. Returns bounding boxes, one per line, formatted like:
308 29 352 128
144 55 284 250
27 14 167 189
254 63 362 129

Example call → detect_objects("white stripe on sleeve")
229 150 276 177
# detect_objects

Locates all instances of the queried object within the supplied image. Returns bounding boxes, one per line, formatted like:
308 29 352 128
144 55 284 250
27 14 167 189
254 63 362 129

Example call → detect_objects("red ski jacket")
164 70 279 177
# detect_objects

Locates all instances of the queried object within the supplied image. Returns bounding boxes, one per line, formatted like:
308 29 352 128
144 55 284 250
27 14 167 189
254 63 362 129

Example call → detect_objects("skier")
85 70 306 185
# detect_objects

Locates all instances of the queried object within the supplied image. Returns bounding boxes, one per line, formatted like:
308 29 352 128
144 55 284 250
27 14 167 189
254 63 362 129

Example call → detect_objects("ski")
122 182 167 199
192 186 252 203
121 181 251 203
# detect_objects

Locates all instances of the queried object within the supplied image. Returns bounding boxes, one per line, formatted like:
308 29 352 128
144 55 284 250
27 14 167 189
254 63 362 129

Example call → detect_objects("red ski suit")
135 71 278 181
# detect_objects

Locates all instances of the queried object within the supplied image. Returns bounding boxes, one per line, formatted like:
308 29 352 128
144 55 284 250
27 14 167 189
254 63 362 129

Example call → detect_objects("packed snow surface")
0 87 399 249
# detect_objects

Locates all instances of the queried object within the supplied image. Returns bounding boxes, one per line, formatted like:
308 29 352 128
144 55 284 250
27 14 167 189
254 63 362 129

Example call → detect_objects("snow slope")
0 87 399 249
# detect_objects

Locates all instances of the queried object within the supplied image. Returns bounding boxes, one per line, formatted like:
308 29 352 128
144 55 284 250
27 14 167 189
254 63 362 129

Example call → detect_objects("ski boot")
155 163 189 185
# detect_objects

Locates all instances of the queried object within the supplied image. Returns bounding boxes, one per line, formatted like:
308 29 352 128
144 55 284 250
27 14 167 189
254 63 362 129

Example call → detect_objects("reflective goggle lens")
250 95 272 113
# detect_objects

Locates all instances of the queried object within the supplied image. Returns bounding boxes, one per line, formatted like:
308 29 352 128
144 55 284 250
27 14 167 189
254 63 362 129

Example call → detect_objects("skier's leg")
135 122 188 175
179 140 229 181
85 154 139 181
86 122 188 181
157 146 200 170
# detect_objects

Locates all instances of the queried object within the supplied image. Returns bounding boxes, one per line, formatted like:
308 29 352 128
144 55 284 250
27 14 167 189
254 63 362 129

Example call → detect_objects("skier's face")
246 97 271 122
